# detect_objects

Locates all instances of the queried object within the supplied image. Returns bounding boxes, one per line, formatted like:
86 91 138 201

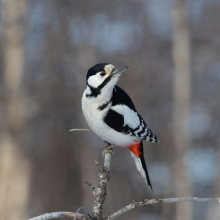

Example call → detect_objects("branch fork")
28 143 220 220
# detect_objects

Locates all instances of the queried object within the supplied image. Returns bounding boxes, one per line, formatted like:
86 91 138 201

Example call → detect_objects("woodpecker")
82 63 159 191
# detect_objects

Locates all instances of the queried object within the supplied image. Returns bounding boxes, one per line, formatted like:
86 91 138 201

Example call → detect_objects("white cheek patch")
104 64 115 74
111 105 140 129
88 74 106 88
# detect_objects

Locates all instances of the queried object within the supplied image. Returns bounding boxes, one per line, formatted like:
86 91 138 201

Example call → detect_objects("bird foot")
102 143 116 158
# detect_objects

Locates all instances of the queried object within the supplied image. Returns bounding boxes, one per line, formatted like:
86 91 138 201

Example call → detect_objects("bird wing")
103 86 159 143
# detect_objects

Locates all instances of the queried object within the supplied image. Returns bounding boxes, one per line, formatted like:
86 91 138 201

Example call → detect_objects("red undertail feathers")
128 141 153 191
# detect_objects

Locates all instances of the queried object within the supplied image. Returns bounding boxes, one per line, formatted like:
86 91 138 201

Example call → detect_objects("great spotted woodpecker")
82 63 159 191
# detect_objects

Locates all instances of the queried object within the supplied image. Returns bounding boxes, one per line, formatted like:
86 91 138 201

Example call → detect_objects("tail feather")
146 129 160 143
128 141 153 191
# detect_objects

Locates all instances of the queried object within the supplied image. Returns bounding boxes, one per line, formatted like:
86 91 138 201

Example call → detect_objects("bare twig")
84 181 96 190
74 207 92 220
69 128 91 132
95 160 104 172
162 197 220 203
105 197 220 220
28 196 220 220
28 142 220 220
28 211 85 220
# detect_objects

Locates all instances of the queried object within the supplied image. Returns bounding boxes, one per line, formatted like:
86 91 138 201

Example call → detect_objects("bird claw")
102 144 116 158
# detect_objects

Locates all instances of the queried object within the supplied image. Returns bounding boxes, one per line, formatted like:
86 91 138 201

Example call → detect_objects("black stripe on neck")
98 100 111 111
86 75 112 98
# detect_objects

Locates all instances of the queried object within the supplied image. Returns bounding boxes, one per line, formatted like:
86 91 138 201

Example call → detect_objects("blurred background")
0 0 220 220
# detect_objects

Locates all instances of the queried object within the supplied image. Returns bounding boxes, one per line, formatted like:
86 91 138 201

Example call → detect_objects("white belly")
81 91 137 147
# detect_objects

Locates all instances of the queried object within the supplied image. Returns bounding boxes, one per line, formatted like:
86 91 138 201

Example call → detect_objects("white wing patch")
111 104 139 129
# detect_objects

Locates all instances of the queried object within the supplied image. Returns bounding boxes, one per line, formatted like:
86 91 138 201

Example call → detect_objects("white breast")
81 90 138 147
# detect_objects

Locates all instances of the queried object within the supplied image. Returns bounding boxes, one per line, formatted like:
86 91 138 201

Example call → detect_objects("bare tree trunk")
171 1 192 220
0 1 30 220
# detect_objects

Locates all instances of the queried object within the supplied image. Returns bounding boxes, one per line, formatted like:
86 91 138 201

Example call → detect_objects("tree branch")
92 151 112 219
28 141 220 220
28 146 114 220
28 211 85 220
28 196 220 220
84 181 96 190
69 128 91 132
105 197 220 220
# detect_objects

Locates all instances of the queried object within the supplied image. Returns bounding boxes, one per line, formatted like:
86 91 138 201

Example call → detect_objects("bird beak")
112 66 129 76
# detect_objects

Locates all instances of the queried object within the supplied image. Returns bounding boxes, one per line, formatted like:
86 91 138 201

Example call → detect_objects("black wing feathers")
111 86 136 111
103 86 159 143
103 86 136 134
103 109 124 133
103 109 132 134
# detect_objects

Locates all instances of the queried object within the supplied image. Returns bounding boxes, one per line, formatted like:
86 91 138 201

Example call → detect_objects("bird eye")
100 72 106 76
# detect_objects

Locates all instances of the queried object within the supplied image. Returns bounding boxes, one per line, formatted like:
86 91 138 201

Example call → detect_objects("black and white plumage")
82 63 159 191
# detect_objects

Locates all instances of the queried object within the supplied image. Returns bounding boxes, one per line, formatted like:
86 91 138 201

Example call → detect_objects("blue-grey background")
0 0 220 220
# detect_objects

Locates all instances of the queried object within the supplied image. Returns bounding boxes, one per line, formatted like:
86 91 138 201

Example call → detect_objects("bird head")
86 63 128 99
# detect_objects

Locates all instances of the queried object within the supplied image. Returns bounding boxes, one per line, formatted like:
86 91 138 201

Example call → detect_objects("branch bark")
28 212 85 220
105 197 220 220
28 196 220 220
92 151 112 219
28 144 220 220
